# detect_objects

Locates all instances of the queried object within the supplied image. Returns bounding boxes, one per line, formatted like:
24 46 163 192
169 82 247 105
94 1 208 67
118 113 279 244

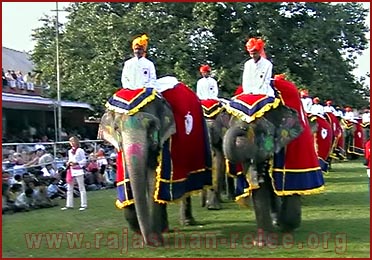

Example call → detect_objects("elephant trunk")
123 138 161 246
223 126 257 164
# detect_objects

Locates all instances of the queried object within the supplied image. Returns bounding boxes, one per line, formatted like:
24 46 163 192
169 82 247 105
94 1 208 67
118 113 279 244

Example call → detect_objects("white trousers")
66 174 87 208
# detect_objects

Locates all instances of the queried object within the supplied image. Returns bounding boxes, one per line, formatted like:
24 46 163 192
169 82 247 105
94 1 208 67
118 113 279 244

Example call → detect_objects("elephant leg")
200 188 207 207
123 204 141 233
278 195 302 232
251 163 276 245
226 176 236 201
180 196 197 225
206 150 223 210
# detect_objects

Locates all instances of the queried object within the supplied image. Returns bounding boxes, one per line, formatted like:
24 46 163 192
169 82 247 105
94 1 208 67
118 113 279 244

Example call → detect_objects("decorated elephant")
200 99 236 210
223 76 325 245
308 113 334 173
340 118 365 159
99 77 212 246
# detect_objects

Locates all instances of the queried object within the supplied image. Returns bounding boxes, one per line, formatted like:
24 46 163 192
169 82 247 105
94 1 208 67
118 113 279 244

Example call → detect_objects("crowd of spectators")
2 67 43 91
2 142 117 214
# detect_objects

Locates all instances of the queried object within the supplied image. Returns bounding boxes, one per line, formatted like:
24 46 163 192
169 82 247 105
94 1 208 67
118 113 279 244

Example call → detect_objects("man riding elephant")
222 37 325 245
100 35 212 246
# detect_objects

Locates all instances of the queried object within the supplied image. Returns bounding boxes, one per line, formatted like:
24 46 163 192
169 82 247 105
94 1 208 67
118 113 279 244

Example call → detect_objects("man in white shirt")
323 100 337 115
362 108 370 124
310 97 325 116
300 89 313 114
242 37 275 97
343 106 356 122
121 34 157 90
196 65 219 100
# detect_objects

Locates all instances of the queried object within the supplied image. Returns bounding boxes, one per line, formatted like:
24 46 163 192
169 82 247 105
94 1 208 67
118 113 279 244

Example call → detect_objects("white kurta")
301 97 313 114
121 57 157 89
196 77 219 100
310 104 325 116
323 105 336 114
242 57 274 97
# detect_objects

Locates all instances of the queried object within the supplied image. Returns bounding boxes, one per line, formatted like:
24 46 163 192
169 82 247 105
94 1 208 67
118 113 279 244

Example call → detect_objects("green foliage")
2 161 369 257
30 2 370 113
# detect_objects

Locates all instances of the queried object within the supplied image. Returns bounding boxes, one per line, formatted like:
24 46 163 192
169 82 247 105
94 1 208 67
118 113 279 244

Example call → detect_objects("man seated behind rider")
121 34 157 90
310 97 325 116
196 65 219 100
323 100 337 115
242 37 275 97
300 89 313 114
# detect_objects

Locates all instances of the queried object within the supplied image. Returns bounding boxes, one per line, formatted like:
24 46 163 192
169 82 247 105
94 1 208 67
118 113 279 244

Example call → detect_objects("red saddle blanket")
225 94 281 123
200 99 224 118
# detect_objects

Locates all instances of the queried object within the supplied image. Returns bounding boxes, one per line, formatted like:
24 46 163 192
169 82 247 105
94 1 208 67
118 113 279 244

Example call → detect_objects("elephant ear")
272 106 304 153
98 111 123 151
157 99 176 146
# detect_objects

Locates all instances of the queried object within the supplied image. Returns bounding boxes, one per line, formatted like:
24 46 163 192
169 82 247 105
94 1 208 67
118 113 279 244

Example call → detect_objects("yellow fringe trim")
115 198 134 209
105 88 158 115
203 107 224 118
225 97 281 124
268 158 325 196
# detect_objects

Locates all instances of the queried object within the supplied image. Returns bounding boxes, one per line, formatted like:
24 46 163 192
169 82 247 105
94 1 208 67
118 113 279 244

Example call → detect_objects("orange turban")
246 38 266 58
313 97 320 104
199 65 211 73
132 34 149 50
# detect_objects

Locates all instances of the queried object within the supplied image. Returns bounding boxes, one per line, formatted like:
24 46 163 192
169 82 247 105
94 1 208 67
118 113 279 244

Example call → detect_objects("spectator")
61 136 87 211
23 72 34 91
16 71 25 89
365 140 370 194
14 187 35 212
47 177 66 199
2 68 7 87
96 148 108 188
5 70 16 88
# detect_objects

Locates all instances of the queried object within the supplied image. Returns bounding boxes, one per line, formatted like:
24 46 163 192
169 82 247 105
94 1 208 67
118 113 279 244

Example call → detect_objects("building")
2 47 97 142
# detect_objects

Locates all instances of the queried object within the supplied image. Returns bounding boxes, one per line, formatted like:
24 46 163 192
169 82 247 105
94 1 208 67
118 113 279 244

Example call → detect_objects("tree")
31 2 369 113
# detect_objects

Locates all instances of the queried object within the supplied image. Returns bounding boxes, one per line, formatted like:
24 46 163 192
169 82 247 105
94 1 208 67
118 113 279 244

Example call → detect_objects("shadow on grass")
302 191 369 207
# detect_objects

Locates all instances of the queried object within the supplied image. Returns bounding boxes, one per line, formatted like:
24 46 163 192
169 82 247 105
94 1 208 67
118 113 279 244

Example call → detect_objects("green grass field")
2 160 370 258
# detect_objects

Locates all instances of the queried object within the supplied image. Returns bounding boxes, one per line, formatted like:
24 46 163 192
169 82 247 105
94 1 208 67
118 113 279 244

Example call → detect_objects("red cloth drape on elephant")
272 78 325 196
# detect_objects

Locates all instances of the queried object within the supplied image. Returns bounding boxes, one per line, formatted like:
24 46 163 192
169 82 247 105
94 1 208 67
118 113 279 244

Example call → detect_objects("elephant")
340 118 364 159
200 99 236 210
308 113 333 173
222 77 325 245
99 82 212 246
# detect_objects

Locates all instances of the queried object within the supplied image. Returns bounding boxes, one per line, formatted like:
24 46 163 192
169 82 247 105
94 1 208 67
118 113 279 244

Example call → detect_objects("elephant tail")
223 126 255 164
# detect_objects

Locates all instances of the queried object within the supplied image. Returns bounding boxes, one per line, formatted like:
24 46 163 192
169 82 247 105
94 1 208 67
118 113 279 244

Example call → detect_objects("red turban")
246 38 267 59
345 106 352 112
199 65 211 73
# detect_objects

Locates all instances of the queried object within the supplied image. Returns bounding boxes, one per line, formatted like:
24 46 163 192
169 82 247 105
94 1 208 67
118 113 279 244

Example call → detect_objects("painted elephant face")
99 97 176 157
223 105 303 164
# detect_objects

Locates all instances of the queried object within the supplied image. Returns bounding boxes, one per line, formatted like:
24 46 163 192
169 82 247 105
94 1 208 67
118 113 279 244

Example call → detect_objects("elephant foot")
253 229 278 247
207 202 222 210
271 212 279 228
180 217 198 226
144 233 164 247
206 190 222 210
